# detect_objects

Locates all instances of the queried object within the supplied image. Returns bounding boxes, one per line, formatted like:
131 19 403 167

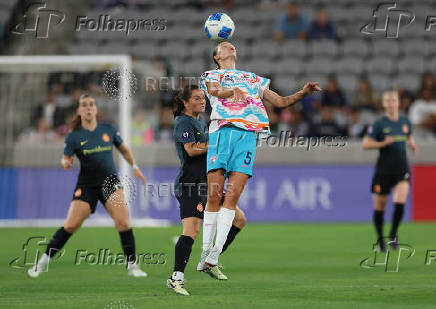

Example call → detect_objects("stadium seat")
310 40 339 58
336 57 364 75
305 58 334 75
372 40 400 57
273 74 298 94
397 56 425 74
271 58 304 76
279 40 308 58
342 39 370 58
367 57 395 75
131 42 161 59
251 40 280 59
392 74 420 92
368 73 390 93
159 41 189 60
337 74 359 94
403 39 429 57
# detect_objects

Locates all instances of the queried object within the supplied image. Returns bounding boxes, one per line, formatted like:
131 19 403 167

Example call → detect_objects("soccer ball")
204 13 235 42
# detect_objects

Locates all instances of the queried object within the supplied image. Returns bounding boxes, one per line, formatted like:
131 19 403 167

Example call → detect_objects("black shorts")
176 182 207 219
371 171 410 195
72 174 122 213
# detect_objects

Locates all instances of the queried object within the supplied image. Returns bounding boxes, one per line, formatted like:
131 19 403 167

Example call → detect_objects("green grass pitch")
1 223 436 308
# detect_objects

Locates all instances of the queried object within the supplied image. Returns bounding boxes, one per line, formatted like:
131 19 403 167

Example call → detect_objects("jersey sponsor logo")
383 127 391 133
102 133 110 142
74 188 82 197
80 140 88 146
402 124 409 134
83 145 112 155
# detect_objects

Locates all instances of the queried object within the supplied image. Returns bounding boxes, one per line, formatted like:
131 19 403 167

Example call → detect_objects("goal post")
0 55 170 227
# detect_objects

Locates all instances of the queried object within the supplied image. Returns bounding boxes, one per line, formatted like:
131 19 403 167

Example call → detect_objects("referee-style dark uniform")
367 115 412 195
173 113 209 219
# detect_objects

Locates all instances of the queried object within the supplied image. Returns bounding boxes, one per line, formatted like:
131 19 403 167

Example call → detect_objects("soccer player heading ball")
198 42 322 272
363 90 418 252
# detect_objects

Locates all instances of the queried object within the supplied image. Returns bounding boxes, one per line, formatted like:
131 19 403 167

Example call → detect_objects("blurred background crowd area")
1 0 436 145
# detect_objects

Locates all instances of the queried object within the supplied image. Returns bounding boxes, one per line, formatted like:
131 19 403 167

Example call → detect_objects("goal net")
0 55 170 227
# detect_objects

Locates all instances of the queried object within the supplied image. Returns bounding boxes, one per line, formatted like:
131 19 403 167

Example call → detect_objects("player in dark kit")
28 94 147 278
166 85 246 296
363 90 418 252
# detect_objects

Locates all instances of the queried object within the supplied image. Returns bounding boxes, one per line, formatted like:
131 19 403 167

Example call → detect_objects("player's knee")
235 211 247 228
64 222 81 234
114 219 131 231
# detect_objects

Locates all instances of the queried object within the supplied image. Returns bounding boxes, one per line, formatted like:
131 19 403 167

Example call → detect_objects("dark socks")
119 229 136 263
390 203 404 238
221 225 241 254
173 235 194 273
373 210 384 240
45 227 72 258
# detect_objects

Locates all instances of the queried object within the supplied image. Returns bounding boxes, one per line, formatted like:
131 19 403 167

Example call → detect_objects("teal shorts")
207 126 257 177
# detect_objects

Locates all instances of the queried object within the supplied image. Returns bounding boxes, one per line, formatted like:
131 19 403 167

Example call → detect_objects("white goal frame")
0 55 170 227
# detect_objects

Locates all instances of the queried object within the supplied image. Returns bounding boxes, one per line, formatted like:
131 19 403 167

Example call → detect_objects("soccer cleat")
127 262 147 277
376 238 387 253
167 278 190 296
388 236 399 250
202 264 228 280
27 261 48 278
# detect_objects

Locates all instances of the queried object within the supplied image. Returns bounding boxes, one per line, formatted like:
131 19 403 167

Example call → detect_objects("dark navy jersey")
367 115 412 174
173 113 208 194
64 123 123 185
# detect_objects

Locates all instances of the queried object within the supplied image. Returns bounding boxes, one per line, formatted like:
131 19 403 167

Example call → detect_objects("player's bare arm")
362 135 395 150
117 142 146 184
407 135 419 154
61 155 74 170
206 82 245 102
184 141 209 157
263 82 322 108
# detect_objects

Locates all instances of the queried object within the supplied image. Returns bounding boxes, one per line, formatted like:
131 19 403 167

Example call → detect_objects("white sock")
202 210 218 252
172 271 184 281
38 253 50 266
214 207 235 251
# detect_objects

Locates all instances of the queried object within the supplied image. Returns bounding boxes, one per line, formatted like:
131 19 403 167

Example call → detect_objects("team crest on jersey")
102 133 110 142
210 155 217 163
402 124 409 134
223 75 235 83
74 188 82 197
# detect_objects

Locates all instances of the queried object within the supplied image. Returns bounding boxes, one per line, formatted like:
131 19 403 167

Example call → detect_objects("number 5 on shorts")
244 151 252 165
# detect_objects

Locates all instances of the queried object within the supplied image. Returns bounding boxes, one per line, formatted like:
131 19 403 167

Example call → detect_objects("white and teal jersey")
200 69 271 134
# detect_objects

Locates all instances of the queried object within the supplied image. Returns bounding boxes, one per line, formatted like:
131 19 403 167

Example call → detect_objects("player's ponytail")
173 85 199 117
71 94 92 131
